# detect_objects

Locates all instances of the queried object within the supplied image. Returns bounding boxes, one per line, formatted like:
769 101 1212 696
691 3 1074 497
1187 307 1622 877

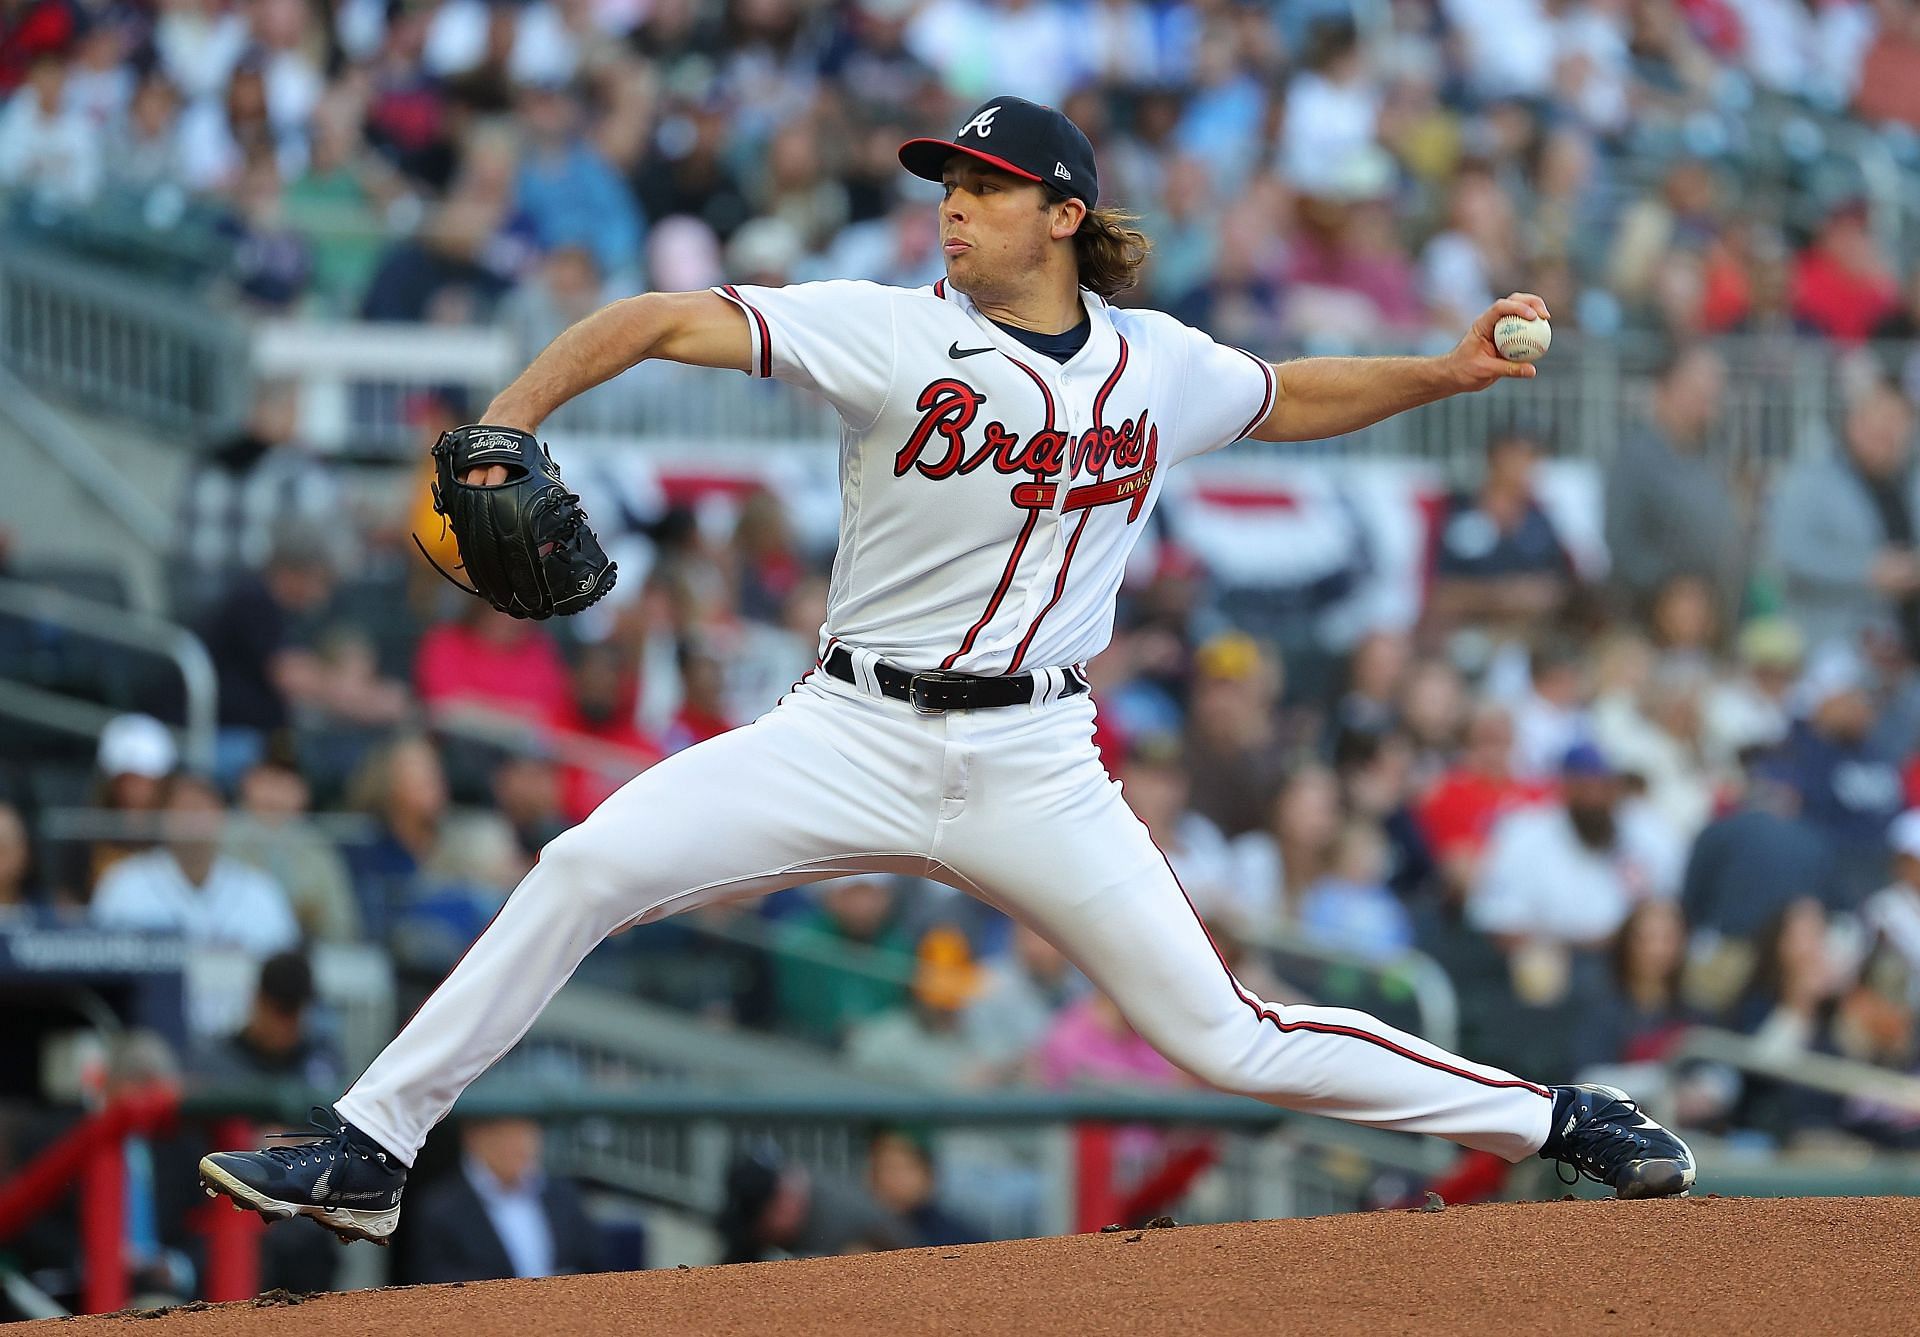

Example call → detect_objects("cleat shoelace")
1551 1092 1666 1189
258 1106 350 1169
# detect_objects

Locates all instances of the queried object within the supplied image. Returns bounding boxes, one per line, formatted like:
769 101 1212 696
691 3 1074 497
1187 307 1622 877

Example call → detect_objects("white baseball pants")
337 664 1555 1165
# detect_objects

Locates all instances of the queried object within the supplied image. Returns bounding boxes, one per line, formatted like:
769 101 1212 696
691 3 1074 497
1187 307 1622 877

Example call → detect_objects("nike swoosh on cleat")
311 1167 331 1199
948 343 995 359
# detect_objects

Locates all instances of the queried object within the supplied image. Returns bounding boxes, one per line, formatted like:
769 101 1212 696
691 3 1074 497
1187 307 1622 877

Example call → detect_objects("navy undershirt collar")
989 315 1091 364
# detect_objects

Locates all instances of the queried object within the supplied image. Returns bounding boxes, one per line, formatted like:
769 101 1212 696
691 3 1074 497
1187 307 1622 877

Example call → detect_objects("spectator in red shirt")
415 601 571 727
553 644 661 823
1415 701 1551 895
661 639 735 753
1791 200 1900 341
1854 0 1920 131
731 487 805 625
0 0 75 95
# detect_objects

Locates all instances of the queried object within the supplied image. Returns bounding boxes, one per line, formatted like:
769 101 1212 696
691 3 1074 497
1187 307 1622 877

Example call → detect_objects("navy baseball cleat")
1538 1083 1696 1199
198 1106 406 1244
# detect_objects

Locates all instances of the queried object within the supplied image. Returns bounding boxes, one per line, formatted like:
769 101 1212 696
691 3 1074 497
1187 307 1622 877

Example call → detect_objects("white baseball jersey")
712 278 1277 674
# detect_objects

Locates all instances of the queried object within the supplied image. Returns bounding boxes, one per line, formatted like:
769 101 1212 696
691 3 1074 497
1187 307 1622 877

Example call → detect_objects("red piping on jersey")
941 354 1056 670
934 279 947 299
1007 510 1090 674
1146 839 1554 1102
1232 347 1276 441
942 509 1040 671
721 285 773 379
1006 336 1130 673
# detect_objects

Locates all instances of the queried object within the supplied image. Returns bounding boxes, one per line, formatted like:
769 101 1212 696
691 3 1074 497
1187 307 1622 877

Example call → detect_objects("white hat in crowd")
1791 644 1870 717
96 714 177 780
1889 810 1920 863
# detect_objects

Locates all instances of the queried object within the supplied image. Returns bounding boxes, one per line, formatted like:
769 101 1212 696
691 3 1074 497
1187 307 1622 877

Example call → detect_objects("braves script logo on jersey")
893 378 1158 519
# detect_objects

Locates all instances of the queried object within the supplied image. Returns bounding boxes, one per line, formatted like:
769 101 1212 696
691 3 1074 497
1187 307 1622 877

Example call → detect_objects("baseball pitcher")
201 97 1693 1244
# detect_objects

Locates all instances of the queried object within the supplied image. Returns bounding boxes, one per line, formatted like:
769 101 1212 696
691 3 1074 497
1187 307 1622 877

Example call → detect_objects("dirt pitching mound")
23 1196 1920 1336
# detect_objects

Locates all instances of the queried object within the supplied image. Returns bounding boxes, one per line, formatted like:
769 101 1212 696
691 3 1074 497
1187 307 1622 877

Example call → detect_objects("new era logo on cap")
897 95 1099 208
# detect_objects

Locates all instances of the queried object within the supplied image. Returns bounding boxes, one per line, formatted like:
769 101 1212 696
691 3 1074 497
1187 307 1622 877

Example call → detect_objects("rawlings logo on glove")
414 424 618 620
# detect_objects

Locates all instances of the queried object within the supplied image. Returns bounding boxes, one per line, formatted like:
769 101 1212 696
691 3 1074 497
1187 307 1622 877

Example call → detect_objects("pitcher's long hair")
1048 189 1151 299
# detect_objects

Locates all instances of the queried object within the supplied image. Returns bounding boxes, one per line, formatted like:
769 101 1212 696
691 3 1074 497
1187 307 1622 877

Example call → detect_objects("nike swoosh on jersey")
948 343 995 359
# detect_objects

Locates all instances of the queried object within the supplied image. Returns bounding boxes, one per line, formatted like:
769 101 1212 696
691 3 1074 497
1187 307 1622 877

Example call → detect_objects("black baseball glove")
416 424 617 620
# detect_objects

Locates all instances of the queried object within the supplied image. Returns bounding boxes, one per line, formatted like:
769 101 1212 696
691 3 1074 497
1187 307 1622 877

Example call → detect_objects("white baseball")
1493 314 1551 363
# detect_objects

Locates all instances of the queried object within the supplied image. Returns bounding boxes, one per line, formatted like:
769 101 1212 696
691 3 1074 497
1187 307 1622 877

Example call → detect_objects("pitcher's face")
938 157 1068 299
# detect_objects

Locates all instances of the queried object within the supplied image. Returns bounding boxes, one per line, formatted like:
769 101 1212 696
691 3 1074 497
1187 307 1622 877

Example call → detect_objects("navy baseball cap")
899 96 1098 207
1560 741 1615 778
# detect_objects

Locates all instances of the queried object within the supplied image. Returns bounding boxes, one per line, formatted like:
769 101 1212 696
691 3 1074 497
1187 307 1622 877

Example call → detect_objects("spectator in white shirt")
63 19 136 132
1500 640 1593 781
1705 617 1804 765
1863 809 1920 1010
1117 734 1243 925
104 72 190 192
424 0 599 87
1593 657 1720 841
1440 0 1556 99
1279 18 1379 197
1550 0 1631 133
906 0 1086 107
1082 0 1170 87
152 0 249 102
0 56 102 207
91 773 300 956
1470 742 1684 947
1419 166 1514 333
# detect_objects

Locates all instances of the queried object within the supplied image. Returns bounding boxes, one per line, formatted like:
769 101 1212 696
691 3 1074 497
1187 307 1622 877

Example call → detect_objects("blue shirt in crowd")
516 143 643 279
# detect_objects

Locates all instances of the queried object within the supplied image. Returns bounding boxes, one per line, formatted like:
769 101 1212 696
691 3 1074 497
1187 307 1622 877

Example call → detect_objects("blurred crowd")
13 330 1920 1175
6 0 1920 349
16 0 1920 1298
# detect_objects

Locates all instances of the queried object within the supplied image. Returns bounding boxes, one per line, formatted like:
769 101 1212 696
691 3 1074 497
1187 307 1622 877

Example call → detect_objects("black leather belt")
822 644 1088 713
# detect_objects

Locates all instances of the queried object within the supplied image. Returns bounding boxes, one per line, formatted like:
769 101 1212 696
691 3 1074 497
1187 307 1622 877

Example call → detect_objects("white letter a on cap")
960 106 999 138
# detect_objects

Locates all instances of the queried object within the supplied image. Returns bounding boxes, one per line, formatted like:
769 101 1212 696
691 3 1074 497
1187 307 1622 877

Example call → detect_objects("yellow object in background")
412 458 461 569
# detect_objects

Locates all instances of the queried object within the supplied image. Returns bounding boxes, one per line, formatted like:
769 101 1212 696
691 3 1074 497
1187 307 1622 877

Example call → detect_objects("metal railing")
0 577 217 772
0 240 247 441
0 365 171 553
0 241 1895 480
28 1074 1916 1312
34 806 382 847
513 985 953 1225
1671 1027 1920 1113
247 319 843 455
1221 329 1860 472
541 357 840 445
429 700 660 790
185 1073 1461 1230
655 898 1461 1052
510 932 1460 1234
251 320 517 456
235 321 1880 473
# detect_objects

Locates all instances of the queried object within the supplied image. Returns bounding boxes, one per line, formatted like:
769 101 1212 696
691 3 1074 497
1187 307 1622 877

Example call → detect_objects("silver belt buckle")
907 673 947 714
